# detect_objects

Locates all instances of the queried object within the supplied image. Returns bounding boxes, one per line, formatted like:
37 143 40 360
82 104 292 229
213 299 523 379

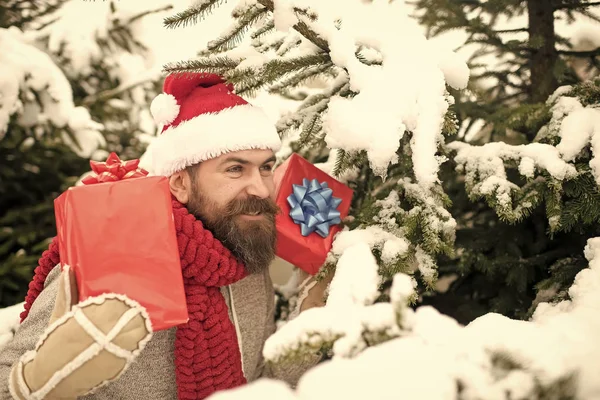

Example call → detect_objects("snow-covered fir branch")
168 0 469 183
448 141 577 221
448 82 600 228
0 27 105 156
156 0 473 299
159 0 472 364
263 248 414 363
211 236 600 400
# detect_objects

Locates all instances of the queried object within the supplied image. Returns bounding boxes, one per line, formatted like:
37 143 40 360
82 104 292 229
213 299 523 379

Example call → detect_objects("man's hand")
9 266 152 400
296 269 335 313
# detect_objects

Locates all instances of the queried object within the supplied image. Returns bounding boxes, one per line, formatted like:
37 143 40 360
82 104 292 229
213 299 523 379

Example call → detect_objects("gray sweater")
0 265 315 399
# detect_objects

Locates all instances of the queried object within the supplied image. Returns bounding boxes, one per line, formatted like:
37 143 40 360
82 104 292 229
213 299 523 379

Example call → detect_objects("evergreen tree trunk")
527 0 559 103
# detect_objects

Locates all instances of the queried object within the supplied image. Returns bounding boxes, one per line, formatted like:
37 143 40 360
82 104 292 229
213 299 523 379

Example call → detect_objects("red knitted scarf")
20 199 248 400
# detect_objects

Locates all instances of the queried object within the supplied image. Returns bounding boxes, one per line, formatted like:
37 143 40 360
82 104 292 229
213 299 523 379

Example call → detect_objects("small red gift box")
274 153 353 275
54 153 188 331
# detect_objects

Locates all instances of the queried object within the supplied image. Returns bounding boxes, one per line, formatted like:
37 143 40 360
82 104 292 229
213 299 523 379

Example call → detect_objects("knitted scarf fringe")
20 199 248 400
20 238 60 323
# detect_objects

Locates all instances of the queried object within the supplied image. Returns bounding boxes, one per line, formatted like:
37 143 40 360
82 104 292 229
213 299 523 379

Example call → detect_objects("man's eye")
261 164 274 172
227 165 243 173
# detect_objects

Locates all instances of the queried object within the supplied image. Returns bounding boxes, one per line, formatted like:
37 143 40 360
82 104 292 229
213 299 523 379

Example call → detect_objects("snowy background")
2 0 600 399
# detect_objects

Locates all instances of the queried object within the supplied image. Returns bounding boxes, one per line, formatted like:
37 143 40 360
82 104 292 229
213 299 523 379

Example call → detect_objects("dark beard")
187 190 279 274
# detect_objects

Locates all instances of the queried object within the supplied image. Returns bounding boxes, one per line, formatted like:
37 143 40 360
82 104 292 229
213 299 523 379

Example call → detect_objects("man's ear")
169 170 191 204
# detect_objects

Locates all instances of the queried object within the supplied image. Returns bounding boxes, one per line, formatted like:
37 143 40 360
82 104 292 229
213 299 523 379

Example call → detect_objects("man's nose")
246 172 270 199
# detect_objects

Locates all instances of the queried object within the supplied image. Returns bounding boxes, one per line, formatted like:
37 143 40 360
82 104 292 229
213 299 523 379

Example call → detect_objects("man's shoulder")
45 264 62 288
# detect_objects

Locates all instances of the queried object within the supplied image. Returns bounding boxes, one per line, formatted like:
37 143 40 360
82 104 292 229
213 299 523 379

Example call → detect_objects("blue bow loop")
287 178 343 238
292 185 307 202
289 204 305 222
319 188 333 204
308 179 321 193
330 197 343 209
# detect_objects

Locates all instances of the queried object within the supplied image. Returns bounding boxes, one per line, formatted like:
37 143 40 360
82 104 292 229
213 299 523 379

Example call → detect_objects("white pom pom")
150 93 180 126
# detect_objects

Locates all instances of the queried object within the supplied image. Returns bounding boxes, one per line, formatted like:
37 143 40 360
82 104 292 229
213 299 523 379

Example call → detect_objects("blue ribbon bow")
287 178 343 238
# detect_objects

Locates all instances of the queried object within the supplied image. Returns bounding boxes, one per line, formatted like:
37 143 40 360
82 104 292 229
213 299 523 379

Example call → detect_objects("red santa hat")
149 73 281 176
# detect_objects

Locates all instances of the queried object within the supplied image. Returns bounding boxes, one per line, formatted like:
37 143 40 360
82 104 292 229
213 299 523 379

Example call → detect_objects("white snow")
273 0 298 32
450 141 578 183
309 176 453 309
297 335 457 400
437 49 470 90
219 235 600 399
260 0 469 185
329 226 409 260
207 379 296 400
324 93 405 178
389 273 415 306
558 107 600 184
449 141 578 216
559 107 597 161
548 85 574 105
380 238 409 265
422 1 598 139
397 177 456 241
0 302 23 352
548 96 584 139
262 240 413 362
0 27 105 156
262 265 407 362
318 2 468 183
326 243 380 308
415 245 437 285
518 157 536 178
540 86 600 185
32 0 111 75
448 85 600 221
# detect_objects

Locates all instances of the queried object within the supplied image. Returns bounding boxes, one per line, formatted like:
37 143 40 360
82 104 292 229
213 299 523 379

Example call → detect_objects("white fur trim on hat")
151 104 281 176
150 93 180 126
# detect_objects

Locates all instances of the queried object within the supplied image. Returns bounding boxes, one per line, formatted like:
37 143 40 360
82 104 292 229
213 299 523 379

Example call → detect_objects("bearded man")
0 73 326 400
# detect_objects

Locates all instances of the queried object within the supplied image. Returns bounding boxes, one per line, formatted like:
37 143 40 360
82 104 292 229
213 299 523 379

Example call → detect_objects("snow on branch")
30 0 114 74
0 302 23 352
448 141 577 222
271 0 469 182
175 0 469 188
448 83 600 226
29 0 165 106
366 179 456 285
216 236 600 399
263 244 414 363
553 100 600 185
0 28 104 156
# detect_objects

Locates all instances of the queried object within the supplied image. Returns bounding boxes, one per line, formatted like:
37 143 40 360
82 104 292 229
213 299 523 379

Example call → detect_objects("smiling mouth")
239 212 263 219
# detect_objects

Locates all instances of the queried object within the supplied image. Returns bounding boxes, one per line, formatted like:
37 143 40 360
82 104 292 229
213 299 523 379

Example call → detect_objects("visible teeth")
248 211 260 216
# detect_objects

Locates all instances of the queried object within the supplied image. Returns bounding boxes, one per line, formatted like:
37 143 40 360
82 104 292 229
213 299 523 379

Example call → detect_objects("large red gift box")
274 153 353 275
54 154 188 331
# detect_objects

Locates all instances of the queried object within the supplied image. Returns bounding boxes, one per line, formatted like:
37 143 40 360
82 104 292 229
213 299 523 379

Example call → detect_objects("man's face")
180 149 280 274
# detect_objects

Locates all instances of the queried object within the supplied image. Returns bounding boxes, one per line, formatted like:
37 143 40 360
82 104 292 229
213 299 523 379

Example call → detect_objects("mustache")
224 196 281 217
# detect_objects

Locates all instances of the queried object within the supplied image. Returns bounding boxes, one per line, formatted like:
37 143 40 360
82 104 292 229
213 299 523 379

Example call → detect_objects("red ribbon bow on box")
81 152 148 185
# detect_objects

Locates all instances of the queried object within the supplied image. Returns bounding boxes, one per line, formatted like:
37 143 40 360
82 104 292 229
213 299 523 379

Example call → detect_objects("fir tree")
162 0 463 290
157 1 600 377
410 0 600 323
0 0 169 307
410 0 600 138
